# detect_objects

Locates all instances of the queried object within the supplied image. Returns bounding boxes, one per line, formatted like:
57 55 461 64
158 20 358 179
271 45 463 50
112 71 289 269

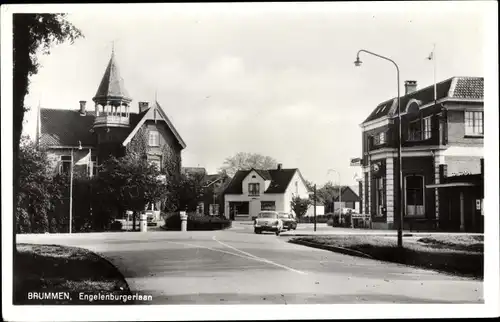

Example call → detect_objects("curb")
288 239 374 259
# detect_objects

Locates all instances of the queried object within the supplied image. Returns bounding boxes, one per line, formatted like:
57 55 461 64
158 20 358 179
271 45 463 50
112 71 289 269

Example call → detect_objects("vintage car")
254 211 283 235
278 212 297 230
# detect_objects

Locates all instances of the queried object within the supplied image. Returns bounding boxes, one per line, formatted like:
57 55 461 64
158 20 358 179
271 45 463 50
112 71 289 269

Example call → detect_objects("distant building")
223 164 310 220
359 76 484 232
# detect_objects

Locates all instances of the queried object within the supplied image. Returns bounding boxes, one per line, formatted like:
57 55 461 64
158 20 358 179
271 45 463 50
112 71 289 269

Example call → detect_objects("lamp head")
354 56 362 67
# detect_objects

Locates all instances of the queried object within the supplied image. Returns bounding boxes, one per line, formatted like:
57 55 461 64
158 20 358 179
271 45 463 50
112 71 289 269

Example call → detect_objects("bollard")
140 212 148 232
180 211 187 232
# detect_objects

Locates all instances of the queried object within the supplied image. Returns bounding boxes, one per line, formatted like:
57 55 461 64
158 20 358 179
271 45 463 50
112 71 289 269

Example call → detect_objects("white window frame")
248 183 260 196
465 111 484 136
422 116 432 140
148 130 160 146
404 174 426 216
59 155 72 174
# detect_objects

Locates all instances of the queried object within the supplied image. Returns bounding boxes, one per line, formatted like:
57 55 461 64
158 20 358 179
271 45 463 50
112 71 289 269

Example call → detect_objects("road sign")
350 157 362 167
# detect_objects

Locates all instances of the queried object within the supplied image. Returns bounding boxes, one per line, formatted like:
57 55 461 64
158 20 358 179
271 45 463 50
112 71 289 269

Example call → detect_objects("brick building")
359 76 484 231
36 50 186 197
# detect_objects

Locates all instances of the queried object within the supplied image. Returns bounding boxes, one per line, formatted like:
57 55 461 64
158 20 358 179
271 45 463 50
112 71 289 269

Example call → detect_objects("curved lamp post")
354 49 404 248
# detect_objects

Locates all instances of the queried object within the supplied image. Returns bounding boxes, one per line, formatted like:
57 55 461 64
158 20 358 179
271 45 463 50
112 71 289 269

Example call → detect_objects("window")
147 155 162 170
405 175 425 216
248 183 260 196
373 132 386 146
148 130 160 146
89 156 98 177
408 120 422 141
261 201 276 211
375 177 385 217
422 116 432 140
59 155 72 174
465 111 484 136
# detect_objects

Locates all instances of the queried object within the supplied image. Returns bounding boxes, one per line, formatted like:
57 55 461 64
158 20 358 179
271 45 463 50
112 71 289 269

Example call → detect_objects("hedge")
164 212 232 231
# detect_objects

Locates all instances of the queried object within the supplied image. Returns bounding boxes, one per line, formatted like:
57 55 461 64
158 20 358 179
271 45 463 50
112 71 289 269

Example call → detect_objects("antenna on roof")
155 89 158 102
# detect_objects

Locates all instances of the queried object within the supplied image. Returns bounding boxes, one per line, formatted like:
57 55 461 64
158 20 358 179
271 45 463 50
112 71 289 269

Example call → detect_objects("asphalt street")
17 223 483 304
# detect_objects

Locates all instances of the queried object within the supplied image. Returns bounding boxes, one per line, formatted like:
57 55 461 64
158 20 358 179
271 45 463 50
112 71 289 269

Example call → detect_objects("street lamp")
354 49 404 248
327 169 343 226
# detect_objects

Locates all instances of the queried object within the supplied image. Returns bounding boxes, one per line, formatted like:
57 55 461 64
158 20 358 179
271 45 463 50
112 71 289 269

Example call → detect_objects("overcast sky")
21 2 488 186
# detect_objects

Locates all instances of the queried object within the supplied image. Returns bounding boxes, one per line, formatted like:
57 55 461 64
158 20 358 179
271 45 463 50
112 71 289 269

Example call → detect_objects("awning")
426 182 478 189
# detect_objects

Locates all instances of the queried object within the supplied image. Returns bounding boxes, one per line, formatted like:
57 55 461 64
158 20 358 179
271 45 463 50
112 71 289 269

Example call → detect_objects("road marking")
212 236 306 275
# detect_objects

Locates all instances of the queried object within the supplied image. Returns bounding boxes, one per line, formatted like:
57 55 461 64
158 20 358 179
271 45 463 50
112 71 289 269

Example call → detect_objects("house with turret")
36 50 186 188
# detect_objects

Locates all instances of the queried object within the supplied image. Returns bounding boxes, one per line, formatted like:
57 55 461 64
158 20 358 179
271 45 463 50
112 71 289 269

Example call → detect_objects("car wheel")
254 228 260 234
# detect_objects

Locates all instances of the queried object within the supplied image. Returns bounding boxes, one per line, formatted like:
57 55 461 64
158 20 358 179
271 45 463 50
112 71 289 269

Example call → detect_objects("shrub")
164 212 231 231
109 221 123 231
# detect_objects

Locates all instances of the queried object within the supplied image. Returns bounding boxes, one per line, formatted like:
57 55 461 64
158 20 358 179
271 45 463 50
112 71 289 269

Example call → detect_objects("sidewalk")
280 226 483 237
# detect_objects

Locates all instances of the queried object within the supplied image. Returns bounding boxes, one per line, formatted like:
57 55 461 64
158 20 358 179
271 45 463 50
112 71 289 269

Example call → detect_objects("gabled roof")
122 101 186 149
224 168 299 194
38 107 147 149
362 76 484 123
93 52 131 103
39 108 97 148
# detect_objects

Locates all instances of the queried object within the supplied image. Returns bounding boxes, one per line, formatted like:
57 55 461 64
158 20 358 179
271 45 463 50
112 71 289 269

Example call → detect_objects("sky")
21 2 487 186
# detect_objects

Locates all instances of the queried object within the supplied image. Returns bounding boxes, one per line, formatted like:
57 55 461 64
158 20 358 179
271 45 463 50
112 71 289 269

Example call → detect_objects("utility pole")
314 184 317 232
69 148 74 234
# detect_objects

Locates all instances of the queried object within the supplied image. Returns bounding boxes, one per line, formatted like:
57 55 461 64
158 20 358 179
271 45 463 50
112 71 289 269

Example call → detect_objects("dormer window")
149 130 160 146
408 119 422 141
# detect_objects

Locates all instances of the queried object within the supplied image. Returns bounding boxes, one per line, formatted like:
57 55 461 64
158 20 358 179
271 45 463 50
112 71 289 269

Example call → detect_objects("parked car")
254 211 283 235
278 212 297 230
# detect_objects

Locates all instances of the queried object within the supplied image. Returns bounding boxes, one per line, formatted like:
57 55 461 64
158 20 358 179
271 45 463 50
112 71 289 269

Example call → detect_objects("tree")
219 152 278 177
13 14 83 234
316 181 343 213
178 170 207 212
290 196 312 219
94 153 169 230
16 136 65 233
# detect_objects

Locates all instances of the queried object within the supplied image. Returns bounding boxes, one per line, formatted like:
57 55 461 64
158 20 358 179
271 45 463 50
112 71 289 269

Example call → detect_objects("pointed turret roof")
93 51 132 103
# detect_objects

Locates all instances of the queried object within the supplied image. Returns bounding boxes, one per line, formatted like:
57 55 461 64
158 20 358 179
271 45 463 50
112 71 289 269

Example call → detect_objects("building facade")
359 77 484 231
37 51 186 215
223 165 310 221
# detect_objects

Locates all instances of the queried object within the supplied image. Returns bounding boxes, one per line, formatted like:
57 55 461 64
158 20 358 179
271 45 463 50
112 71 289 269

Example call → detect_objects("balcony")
94 114 130 127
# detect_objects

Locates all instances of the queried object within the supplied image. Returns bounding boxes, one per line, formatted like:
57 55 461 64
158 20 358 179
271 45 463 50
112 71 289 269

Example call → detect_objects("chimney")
277 163 283 170
404 80 417 95
138 101 150 113
79 101 87 115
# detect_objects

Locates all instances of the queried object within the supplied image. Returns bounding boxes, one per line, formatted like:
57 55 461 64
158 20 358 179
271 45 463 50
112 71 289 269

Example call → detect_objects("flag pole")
69 148 74 234
433 43 437 104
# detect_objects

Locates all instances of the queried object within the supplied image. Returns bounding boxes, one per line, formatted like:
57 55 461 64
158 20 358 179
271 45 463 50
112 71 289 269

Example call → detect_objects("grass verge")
290 235 483 279
14 244 134 305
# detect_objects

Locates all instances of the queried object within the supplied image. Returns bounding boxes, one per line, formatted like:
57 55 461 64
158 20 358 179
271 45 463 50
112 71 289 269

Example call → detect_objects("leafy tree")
290 196 312 219
94 153 169 230
16 136 65 233
219 152 278 177
304 179 315 193
178 170 207 212
13 14 83 234
316 181 343 213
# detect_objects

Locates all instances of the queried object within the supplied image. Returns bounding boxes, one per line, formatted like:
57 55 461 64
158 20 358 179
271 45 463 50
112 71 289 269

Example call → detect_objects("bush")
109 221 123 231
164 212 231 231
298 215 328 224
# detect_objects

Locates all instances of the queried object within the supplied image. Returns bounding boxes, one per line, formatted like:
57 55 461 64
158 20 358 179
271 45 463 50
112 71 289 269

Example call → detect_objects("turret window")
149 130 160 146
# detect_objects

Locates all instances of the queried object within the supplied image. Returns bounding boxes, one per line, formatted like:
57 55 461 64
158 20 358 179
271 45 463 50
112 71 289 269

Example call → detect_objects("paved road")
17 224 483 304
